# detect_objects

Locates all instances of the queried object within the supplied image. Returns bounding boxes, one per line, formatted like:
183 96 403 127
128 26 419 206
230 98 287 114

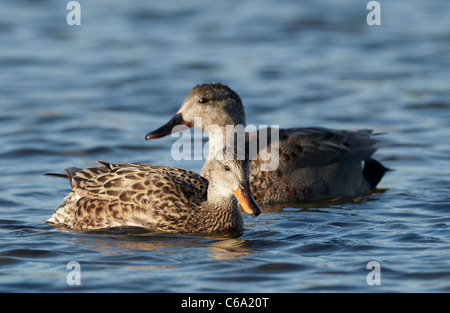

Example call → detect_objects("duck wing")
46 162 208 230
248 127 379 169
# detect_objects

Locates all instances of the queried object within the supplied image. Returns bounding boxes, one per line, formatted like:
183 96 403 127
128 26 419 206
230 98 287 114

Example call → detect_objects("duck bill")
233 185 261 217
145 113 192 140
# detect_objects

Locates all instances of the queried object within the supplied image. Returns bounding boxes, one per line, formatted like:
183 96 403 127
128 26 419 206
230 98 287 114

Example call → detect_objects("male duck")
145 83 388 205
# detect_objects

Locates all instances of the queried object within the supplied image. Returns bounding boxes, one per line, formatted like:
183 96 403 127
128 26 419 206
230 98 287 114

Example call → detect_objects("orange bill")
233 184 261 217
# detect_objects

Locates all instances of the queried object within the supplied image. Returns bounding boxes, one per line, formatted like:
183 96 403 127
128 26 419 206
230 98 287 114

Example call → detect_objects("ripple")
0 200 21 208
405 102 450 110
0 248 60 259
0 257 21 265
244 262 309 274
287 242 341 255
0 147 113 158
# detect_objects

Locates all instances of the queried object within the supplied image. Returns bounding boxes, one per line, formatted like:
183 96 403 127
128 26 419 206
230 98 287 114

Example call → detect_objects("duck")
145 83 389 205
45 147 261 235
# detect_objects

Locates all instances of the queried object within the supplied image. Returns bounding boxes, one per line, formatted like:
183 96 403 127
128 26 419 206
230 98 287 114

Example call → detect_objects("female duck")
145 83 388 204
46 147 261 235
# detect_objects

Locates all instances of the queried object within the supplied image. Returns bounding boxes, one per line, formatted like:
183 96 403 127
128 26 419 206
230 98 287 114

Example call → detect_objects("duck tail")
44 167 82 189
44 173 69 179
363 158 390 189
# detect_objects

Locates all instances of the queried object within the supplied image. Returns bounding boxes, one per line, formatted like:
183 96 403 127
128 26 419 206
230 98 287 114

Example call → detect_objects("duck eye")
224 165 230 171
198 98 209 104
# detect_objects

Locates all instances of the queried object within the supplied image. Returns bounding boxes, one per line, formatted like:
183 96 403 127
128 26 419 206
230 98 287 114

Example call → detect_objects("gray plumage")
146 83 389 204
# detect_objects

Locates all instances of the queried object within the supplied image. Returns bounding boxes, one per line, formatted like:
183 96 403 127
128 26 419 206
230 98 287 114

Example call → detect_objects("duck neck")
207 183 236 208
206 126 232 159
202 124 247 176
196 191 243 234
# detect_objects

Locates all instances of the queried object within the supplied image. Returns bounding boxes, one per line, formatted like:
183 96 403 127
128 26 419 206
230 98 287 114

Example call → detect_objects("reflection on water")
68 227 254 261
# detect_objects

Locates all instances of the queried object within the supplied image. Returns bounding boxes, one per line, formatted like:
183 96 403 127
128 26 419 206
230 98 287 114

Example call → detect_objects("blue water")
1 0 450 292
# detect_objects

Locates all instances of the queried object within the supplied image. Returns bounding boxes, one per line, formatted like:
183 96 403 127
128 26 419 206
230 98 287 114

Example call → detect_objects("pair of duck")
46 83 388 235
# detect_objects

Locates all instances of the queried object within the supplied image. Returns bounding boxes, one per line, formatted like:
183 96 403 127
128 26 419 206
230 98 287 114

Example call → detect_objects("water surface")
1 0 450 292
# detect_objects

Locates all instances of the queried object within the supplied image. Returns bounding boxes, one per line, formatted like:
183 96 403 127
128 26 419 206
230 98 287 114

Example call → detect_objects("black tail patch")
363 158 390 189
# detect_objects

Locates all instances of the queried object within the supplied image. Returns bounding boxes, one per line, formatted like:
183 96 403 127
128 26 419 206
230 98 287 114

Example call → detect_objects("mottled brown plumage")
146 83 388 205
46 148 261 234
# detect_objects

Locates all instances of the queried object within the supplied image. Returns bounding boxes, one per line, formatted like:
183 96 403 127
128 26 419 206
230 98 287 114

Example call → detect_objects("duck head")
145 83 246 139
208 147 261 217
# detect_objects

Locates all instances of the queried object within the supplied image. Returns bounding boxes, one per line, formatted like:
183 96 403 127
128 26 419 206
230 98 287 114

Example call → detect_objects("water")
1 0 449 293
